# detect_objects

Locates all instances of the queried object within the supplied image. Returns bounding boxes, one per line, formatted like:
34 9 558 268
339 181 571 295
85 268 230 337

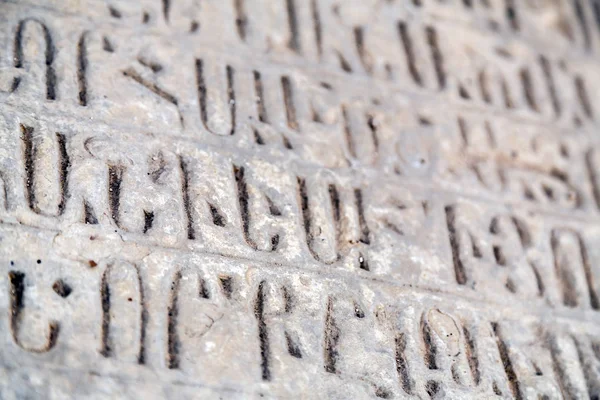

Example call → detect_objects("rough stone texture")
0 0 600 398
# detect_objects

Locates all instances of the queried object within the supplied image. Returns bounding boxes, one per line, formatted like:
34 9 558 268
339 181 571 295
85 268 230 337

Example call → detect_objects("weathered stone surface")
1 0 600 398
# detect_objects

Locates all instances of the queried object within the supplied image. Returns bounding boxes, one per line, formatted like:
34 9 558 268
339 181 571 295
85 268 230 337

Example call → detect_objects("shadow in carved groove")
13 19 57 100
8 270 59 353
100 262 147 364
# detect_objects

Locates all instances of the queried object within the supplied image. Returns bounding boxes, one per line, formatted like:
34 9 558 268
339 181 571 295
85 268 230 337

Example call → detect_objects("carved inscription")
2 1 600 397
2 253 596 398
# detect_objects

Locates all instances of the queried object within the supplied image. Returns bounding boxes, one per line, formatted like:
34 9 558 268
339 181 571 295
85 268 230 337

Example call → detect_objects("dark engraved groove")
353 301 365 318
492 381 502 396
254 129 265 145
337 51 353 73
137 269 148 365
226 65 236 135
539 55 561 116
234 0 248 41
395 333 413 394
282 286 293 313
13 21 24 69
9 271 60 353
594 0 600 34
43 23 57 100
281 76 299 131
162 0 171 23
367 113 379 153
219 276 233 299
354 189 370 244
199 277 210 299
358 253 369 271
354 27 372 74
270 234 279 251
298 177 313 257
445 205 468 285
575 76 594 119
578 232 599 309
341 106 357 158
548 336 573 399
148 152 167 184
551 230 578 307
323 297 340 373
108 6 122 18
573 337 598 398
458 83 471 100
501 77 514 109
21 128 69 216
520 68 538 112
77 32 89 106
10 77 21 93
328 184 341 233
143 210 154 234
56 132 70 216
530 262 545 297
463 326 481 385
21 125 36 213
478 70 492 103
504 0 519 31
108 165 124 229
103 37 114 52
8 271 25 343
122 68 182 125
255 281 271 380
282 134 293 149
137 57 163 73
425 26 446 89
511 217 531 248
470 234 482 258
52 279 72 298
179 157 195 240
234 165 257 249
397 21 423 86
167 270 181 369
311 0 323 57
285 331 302 358
99 267 111 357
551 229 599 309
492 322 522 400
328 184 341 259
196 60 235 134
298 177 331 263
267 196 282 216
99 264 147 363
493 245 506 266
0 172 9 211
14 18 58 102
574 0 591 49
209 203 226 227
286 0 301 53
421 315 437 370
458 117 469 147
484 121 497 148
426 381 440 398
253 71 269 123
14 20 58 100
